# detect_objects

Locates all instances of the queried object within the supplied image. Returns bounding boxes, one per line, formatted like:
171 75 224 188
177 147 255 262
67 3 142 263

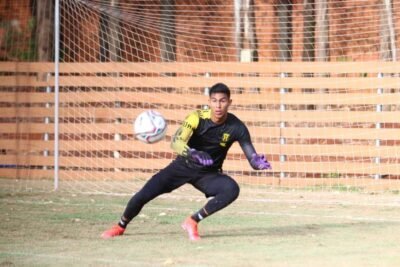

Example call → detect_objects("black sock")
191 208 209 223
118 217 129 229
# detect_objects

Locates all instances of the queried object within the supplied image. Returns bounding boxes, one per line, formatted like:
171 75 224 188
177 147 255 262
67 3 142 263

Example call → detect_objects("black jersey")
171 109 256 170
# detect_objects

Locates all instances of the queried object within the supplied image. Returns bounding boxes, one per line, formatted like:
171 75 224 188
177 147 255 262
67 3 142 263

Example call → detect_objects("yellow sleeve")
170 111 200 156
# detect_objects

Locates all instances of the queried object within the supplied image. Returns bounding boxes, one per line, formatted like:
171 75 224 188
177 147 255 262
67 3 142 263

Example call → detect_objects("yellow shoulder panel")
198 109 211 119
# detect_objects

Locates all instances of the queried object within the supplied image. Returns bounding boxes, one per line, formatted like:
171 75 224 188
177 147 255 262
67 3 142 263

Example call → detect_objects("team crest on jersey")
220 133 230 147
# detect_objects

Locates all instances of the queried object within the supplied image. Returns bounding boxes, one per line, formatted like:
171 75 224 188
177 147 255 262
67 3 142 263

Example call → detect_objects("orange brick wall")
0 0 32 60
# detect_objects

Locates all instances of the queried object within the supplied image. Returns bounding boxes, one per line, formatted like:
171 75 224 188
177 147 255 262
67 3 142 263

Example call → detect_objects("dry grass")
1 181 400 267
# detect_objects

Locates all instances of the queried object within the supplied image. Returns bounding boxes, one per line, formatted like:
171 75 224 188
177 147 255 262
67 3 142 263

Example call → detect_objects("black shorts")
140 158 238 199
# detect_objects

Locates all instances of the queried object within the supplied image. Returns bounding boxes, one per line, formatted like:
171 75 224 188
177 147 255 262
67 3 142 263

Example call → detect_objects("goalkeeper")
102 83 272 241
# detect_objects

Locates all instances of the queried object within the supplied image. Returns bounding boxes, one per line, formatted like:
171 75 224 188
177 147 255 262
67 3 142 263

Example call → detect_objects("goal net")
1 0 400 197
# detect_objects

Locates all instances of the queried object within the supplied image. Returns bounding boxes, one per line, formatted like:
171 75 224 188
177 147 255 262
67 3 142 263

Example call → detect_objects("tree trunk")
160 0 176 62
108 0 121 62
379 0 397 108
234 0 259 93
277 0 292 62
235 0 258 62
234 0 242 61
315 0 328 109
302 0 315 108
160 0 176 85
315 0 328 61
380 0 396 62
37 0 54 61
99 0 121 62
302 0 315 62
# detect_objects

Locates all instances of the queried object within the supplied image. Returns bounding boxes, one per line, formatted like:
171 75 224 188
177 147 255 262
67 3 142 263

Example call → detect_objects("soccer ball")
134 110 167 144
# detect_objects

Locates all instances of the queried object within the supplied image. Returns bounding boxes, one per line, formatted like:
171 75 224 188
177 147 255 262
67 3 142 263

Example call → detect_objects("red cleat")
101 225 125 239
181 217 200 241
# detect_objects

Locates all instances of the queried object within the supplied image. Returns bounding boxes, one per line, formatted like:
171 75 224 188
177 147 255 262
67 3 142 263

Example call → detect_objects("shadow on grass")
202 223 324 239
120 221 385 240
203 220 396 239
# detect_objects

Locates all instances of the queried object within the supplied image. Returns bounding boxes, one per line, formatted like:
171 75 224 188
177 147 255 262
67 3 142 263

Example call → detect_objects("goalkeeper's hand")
188 148 213 166
250 153 272 170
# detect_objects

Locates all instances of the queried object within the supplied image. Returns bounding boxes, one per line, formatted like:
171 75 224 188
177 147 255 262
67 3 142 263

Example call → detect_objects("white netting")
0 0 400 196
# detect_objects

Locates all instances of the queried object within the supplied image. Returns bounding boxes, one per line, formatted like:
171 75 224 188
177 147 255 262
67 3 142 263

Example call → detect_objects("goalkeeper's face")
209 92 232 124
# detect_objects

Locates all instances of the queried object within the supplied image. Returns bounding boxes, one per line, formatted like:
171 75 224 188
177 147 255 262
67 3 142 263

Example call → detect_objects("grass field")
1 180 400 267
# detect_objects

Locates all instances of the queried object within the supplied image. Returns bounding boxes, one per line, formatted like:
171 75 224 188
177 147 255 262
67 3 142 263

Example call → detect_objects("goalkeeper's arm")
170 111 213 166
240 141 271 170
239 126 272 170
170 111 199 157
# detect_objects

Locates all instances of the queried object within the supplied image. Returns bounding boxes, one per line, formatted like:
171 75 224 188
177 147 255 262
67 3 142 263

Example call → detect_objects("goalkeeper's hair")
209 83 231 99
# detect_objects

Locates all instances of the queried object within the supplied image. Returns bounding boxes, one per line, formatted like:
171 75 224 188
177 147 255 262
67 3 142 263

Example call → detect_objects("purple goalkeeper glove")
250 153 272 170
188 149 213 166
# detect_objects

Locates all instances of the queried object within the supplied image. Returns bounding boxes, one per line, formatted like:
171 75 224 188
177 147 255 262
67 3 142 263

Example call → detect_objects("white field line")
236 211 400 223
2 198 400 223
3 195 400 208
75 191 400 208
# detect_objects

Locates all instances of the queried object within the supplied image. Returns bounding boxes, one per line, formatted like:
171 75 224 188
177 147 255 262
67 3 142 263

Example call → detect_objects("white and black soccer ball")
134 110 167 144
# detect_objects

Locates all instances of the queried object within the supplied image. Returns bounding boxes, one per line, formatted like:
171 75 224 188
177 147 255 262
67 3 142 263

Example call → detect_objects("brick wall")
0 0 33 60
